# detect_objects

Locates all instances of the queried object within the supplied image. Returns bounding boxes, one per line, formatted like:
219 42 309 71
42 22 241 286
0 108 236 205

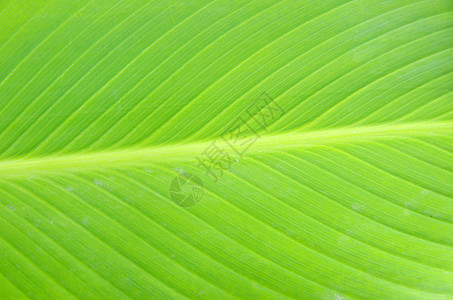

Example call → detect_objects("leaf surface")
0 0 452 299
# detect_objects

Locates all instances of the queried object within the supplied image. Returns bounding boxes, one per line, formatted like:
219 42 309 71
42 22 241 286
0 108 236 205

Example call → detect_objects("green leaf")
0 0 452 299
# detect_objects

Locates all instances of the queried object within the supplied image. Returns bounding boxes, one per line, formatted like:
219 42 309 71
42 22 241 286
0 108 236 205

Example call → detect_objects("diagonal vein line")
0 1 177 156
293 42 453 131
23 0 217 156
208 2 444 138
143 0 357 145
89 0 292 151
104 169 287 298
332 145 453 200
0 182 153 299
235 159 452 269
67 172 242 298
0 182 129 298
44 175 207 298
0 268 28 299
208 156 452 270
271 25 453 133
373 140 453 176
349 142 453 197
258 150 453 258
0 0 96 88
398 91 453 121
325 53 453 129
0 208 98 297
0 1 46 51
58 0 261 153
187 0 430 141
355 71 453 125
0 0 131 136
0 235 74 298
6 179 185 298
300 147 453 224
284 149 453 230
432 105 453 120
148 163 438 295
0 1 17 22
251 153 451 250
203 179 420 292
406 136 453 159
120 168 314 298
388 138 453 173
0 224 77 298
0 0 60 57
131 166 340 296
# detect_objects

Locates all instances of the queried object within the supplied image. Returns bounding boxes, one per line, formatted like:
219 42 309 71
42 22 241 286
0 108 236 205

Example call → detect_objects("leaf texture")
0 0 452 299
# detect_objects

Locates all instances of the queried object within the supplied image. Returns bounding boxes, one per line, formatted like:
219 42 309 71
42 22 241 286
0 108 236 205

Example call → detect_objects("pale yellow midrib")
0 121 451 178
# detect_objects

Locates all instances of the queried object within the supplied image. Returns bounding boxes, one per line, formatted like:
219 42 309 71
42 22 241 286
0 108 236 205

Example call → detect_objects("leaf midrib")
0 121 451 178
